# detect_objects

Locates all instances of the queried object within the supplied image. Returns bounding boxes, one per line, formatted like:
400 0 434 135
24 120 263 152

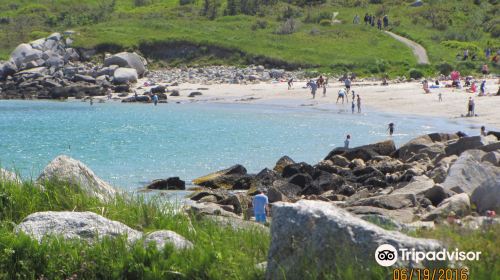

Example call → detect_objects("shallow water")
0 100 474 191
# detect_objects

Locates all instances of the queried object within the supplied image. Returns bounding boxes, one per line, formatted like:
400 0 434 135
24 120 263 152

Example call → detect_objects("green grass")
0 178 269 279
0 0 498 76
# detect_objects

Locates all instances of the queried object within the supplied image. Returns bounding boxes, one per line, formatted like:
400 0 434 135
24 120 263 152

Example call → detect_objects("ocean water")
0 100 475 191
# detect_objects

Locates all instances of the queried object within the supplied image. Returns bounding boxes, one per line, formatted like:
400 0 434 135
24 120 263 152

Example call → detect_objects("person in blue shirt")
253 190 269 224
152 94 159 106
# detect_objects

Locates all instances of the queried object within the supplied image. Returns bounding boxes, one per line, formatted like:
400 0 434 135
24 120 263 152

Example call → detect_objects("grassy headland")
0 0 498 76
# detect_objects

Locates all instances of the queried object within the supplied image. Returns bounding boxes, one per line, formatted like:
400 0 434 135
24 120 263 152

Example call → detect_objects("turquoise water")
0 100 474 191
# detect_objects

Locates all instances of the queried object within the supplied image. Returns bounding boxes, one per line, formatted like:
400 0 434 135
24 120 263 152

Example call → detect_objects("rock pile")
0 33 147 100
189 132 500 226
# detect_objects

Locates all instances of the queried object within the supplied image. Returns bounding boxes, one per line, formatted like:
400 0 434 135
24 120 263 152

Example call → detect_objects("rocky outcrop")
37 155 118 201
325 139 396 161
16 211 142 243
192 164 248 189
145 177 186 190
266 200 443 279
104 52 146 77
144 230 193 250
422 193 471 221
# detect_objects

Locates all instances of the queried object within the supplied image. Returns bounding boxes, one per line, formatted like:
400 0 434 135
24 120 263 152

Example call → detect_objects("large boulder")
104 52 146 77
348 193 418 210
391 175 435 196
442 150 500 194
192 164 247 189
471 175 500 213
422 193 470 221
267 180 302 202
0 60 18 79
273 156 295 174
37 155 118 201
325 140 396 162
145 177 186 190
266 200 443 279
144 230 193 250
445 136 497 156
16 211 142 243
10 43 44 69
395 133 457 161
186 202 240 218
113 67 138 84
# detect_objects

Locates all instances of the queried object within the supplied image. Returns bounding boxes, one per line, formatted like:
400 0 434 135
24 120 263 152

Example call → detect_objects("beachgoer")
467 97 474 117
351 90 355 101
344 77 351 94
438 93 443 102
252 190 269 224
465 76 472 87
485 48 491 60
153 94 159 106
357 94 361 113
482 64 489 75
480 126 486 136
353 14 360 24
337 88 346 104
463 49 469 60
388 123 394 136
351 100 355 114
90 98 93 106
423 80 430 94
377 18 382 30
307 80 318 99
435 80 440 86
323 84 327 97
382 77 388 86
317 75 325 88
288 78 293 90
466 82 477 93
383 15 389 28
344 134 351 149
480 80 486 96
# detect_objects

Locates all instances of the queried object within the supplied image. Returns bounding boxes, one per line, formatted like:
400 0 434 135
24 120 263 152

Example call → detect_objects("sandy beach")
132 78 500 129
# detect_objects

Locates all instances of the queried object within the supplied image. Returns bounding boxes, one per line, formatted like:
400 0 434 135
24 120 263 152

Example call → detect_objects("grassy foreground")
0 177 499 279
0 179 269 279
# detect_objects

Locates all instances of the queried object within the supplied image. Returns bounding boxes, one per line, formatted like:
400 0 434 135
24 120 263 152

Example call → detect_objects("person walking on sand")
152 94 159 106
481 126 487 136
344 134 351 149
480 80 486 96
288 78 294 90
252 190 269 224
351 90 355 102
388 123 395 136
467 97 474 117
438 92 443 102
337 88 346 104
357 94 361 113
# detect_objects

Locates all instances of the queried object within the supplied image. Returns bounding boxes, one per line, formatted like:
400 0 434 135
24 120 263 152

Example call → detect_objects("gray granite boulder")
266 200 443 279
113 67 138 84
104 52 146 77
422 193 471 221
144 230 193 250
16 211 142 243
471 175 500 213
37 155 118 201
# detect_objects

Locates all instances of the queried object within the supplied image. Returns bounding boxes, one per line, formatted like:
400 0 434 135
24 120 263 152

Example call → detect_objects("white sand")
134 78 500 129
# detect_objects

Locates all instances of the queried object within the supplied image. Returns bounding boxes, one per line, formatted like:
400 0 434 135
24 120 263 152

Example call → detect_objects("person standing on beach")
480 80 486 96
152 94 159 106
467 97 474 117
344 134 351 149
388 123 395 136
481 126 487 136
351 100 355 113
252 190 269 224
438 93 443 102
351 90 355 102
288 78 294 90
357 94 361 113
90 98 93 106
344 77 352 94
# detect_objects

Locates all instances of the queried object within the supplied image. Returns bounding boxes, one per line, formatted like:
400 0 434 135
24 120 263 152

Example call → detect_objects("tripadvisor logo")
374 244 482 267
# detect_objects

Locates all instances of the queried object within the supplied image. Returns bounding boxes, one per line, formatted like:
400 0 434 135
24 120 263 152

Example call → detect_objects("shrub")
276 18 299 35
408 68 424 79
180 0 196 5
319 19 330 26
436 62 453 76
370 0 383 3
251 20 268 31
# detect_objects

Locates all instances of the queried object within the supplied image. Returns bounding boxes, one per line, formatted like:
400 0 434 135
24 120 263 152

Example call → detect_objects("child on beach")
307 80 317 99
351 100 355 113
337 88 346 104
438 93 442 102
356 95 361 113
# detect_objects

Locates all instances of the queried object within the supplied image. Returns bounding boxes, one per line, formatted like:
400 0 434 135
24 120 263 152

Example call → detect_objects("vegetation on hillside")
0 0 498 76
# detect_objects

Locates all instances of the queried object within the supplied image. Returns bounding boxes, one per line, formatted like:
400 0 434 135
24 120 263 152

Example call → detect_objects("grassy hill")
0 0 498 76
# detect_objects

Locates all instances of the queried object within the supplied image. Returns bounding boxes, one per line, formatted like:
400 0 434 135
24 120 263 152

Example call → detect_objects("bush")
436 62 453 76
251 20 268 31
408 68 424 79
319 19 331 26
180 0 196 5
276 18 299 35
370 0 383 3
